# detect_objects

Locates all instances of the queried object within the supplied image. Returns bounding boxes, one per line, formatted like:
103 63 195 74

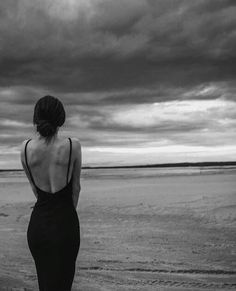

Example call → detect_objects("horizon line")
1 161 236 171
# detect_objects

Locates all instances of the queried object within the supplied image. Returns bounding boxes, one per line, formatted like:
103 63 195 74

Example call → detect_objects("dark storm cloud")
1 0 236 167
0 0 236 93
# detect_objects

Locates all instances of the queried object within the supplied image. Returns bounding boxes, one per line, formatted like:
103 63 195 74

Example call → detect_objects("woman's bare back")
23 137 74 194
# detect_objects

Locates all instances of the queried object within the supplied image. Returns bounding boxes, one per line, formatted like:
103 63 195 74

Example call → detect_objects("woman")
20 95 81 291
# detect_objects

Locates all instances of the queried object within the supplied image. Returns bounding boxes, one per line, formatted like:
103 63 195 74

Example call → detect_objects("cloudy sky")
0 0 236 168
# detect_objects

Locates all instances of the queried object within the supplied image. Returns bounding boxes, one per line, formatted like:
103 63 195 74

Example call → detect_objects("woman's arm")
71 138 82 209
20 140 38 199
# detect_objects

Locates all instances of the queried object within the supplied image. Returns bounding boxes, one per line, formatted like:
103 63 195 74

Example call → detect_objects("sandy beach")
0 167 236 290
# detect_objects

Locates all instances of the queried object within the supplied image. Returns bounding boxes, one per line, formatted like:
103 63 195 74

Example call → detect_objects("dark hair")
33 95 65 141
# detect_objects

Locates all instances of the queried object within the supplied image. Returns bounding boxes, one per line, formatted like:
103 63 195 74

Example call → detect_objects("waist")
29 204 79 227
33 196 73 209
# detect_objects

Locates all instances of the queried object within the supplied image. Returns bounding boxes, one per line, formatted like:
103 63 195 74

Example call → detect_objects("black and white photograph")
0 0 236 290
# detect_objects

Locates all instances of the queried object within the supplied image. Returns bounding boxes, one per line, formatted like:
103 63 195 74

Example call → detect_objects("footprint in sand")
0 212 9 217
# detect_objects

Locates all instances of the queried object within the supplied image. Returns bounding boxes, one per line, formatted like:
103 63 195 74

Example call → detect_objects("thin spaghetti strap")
25 139 37 188
66 138 72 184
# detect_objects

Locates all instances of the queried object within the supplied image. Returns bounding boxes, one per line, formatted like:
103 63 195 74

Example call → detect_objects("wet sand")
0 168 236 290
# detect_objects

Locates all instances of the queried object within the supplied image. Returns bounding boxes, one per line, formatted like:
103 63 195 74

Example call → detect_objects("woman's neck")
37 133 59 145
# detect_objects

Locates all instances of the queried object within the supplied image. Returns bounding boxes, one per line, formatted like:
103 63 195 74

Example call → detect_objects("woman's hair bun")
33 95 65 140
36 120 57 137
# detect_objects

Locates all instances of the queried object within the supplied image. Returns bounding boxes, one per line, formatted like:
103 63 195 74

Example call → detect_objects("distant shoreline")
1 161 236 172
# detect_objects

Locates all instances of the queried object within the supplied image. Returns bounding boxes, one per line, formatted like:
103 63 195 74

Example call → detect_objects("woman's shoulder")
58 137 81 154
20 137 81 154
70 137 81 154
70 137 81 146
20 139 31 152
21 139 31 147
20 139 31 163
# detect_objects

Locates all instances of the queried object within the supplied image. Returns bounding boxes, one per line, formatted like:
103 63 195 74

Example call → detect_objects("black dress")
25 138 80 291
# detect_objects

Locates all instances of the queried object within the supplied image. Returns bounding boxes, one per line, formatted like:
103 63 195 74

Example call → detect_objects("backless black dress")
25 138 80 291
